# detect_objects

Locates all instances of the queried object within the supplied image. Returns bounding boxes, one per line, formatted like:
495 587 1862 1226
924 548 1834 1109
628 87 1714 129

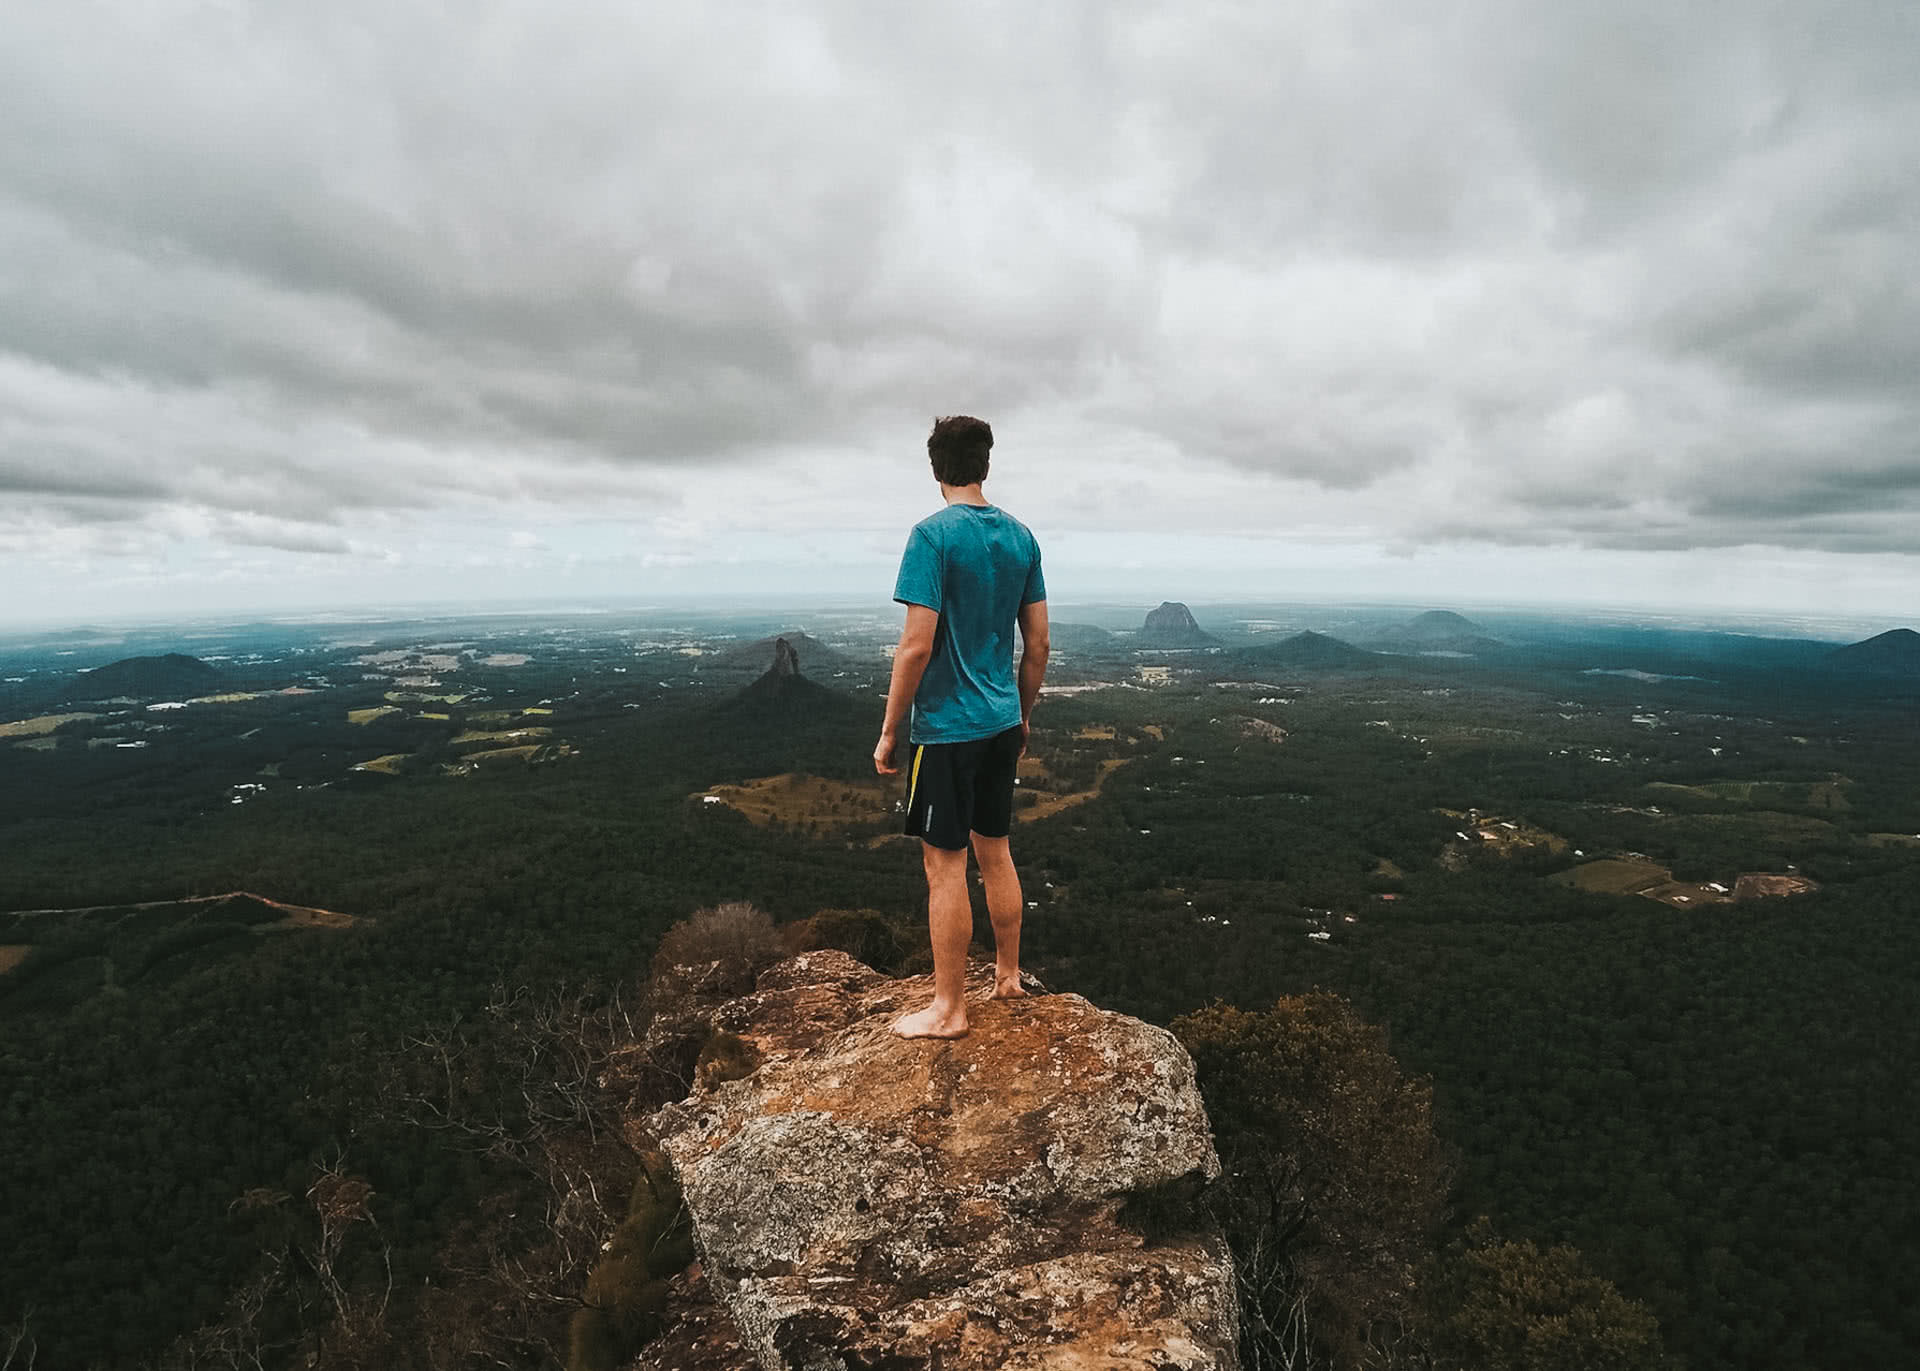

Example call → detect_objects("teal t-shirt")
893 502 1046 744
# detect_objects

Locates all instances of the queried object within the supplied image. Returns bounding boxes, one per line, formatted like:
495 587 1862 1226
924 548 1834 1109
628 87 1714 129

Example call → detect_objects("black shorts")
903 724 1024 851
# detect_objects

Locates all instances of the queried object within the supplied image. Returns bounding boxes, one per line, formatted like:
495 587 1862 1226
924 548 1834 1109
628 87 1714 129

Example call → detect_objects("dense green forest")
2 633 1916 1368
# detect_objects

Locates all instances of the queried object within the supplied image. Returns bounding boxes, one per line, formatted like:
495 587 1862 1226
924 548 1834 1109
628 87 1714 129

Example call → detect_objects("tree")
1425 1223 1668 1371
1173 993 1451 1370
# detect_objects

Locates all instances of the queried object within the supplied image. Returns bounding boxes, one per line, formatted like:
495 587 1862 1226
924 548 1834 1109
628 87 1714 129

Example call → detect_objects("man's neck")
940 482 989 507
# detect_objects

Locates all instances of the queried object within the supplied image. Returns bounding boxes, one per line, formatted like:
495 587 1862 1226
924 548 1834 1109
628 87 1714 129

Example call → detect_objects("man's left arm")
874 603 939 774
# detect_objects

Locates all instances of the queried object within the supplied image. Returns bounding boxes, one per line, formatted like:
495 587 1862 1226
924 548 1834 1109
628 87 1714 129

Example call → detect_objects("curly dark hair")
927 415 993 487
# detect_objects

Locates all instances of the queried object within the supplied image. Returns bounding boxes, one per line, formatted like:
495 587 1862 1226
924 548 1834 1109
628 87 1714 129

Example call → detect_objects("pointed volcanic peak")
724 636 854 715
1366 609 1507 657
1235 630 1378 669
712 630 853 674
1822 628 1920 677
66 653 223 702
1137 601 1219 648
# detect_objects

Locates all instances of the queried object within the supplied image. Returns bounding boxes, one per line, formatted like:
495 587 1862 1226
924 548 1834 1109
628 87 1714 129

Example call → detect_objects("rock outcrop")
728 637 852 715
1139 601 1217 648
631 951 1239 1370
769 637 800 678
714 631 851 674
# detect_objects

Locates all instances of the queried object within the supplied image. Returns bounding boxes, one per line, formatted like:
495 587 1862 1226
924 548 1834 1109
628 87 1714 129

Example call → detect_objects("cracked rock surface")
642 951 1238 1371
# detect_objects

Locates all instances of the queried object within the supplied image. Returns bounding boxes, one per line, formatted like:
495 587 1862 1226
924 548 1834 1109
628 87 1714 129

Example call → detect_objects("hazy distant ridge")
1366 609 1506 656
1234 630 1378 669
1823 628 1920 676
69 653 223 702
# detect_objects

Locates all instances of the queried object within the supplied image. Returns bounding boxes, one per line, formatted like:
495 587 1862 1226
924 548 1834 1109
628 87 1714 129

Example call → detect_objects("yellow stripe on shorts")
907 744 925 811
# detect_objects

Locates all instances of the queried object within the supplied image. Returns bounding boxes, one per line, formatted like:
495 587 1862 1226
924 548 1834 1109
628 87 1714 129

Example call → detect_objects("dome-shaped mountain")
1138 601 1218 648
1235 630 1377 669
1823 628 1920 676
66 653 223 702
1367 610 1505 656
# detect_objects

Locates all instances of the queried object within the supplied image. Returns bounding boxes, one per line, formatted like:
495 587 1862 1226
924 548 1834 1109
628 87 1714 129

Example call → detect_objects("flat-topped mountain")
1138 601 1218 648
1823 627 1920 676
67 653 222 702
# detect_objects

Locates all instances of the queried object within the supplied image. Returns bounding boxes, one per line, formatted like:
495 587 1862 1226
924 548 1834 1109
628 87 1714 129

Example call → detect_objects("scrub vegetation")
0 606 1914 1368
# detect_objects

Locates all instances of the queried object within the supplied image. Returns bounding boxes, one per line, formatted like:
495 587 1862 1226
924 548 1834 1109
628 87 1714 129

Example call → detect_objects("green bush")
788 907 911 972
568 1150 694 1369
694 1030 761 1090
567 1306 618 1371
1174 993 1451 1369
1425 1222 1668 1371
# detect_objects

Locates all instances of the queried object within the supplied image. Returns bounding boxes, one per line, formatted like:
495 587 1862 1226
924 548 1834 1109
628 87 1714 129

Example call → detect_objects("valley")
0 598 1916 1369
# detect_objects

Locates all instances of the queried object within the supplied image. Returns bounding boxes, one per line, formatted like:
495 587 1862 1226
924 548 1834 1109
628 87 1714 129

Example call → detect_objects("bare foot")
992 974 1028 1000
891 1002 969 1039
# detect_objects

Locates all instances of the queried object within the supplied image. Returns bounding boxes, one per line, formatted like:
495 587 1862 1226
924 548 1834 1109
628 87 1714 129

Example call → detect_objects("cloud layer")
2 0 1916 614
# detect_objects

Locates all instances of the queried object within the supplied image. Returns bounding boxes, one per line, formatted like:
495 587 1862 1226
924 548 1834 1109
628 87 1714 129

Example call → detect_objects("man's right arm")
1016 598 1050 753
875 603 938 774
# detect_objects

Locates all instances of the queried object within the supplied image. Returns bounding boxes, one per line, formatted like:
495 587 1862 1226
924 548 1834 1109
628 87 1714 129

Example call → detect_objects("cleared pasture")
0 713 99 738
462 743 572 766
1646 777 1852 813
451 727 553 746
1021 757 1131 820
1553 858 1672 895
700 773 895 834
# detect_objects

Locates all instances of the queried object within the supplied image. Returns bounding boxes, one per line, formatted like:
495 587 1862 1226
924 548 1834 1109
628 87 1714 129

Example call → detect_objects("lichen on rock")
638 950 1239 1370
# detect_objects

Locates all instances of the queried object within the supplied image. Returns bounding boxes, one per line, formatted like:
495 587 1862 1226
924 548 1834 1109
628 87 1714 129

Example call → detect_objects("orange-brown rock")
644 951 1238 1370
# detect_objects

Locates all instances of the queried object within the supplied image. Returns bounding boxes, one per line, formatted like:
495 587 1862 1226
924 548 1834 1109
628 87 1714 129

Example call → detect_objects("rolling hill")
1367 609 1506 656
65 653 223 702
1234 630 1378 669
1823 628 1920 676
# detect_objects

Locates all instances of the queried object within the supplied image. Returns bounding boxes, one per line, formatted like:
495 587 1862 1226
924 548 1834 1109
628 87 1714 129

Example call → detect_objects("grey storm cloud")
1 0 1916 557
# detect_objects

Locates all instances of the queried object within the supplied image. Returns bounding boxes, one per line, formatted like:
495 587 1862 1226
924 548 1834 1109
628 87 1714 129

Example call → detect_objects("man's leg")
892 840 972 1039
970 831 1025 998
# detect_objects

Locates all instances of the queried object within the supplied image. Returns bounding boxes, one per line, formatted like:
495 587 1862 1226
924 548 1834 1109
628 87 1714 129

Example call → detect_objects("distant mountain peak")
1146 601 1199 631
1236 630 1377 669
1405 609 1481 630
1368 609 1503 656
714 630 851 674
1139 601 1217 647
1824 628 1920 676
66 652 223 702
728 635 850 716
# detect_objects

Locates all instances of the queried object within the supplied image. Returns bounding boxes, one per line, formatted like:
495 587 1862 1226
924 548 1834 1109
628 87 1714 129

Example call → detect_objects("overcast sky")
2 1 1916 628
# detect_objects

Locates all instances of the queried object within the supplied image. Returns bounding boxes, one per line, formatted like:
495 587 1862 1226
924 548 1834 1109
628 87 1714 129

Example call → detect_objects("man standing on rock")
874 415 1050 1039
